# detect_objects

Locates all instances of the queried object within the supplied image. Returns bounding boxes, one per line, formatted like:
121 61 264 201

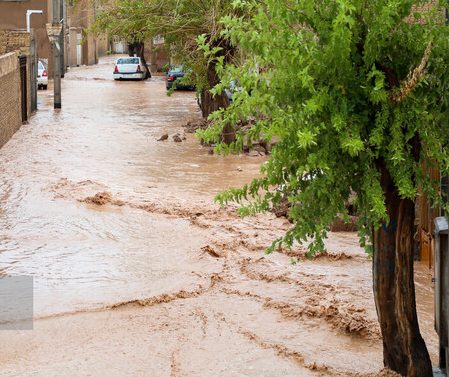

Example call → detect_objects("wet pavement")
0 56 438 376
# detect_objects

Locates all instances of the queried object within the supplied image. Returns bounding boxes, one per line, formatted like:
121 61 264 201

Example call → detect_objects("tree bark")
128 41 150 78
199 62 229 118
200 61 235 144
198 37 235 144
373 159 432 377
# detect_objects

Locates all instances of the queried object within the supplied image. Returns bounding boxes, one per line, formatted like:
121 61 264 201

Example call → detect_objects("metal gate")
113 36 124 54
76 33 82 66
19 55 28 123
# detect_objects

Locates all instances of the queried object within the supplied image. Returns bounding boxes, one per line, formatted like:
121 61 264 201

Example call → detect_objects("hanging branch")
391 41 432 104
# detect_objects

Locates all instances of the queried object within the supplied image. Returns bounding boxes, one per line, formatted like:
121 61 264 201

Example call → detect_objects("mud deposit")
0 57 437 376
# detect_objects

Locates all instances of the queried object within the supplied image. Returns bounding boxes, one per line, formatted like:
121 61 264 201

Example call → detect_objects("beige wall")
0 52 22 149
67 27 79 66
145 40 170 72
96 34 108 57
83 31 97 66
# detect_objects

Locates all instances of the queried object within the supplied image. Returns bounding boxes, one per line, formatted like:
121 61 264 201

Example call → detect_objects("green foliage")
204 0 449 254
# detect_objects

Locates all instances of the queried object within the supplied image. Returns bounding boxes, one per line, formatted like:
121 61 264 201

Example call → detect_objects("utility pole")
60 0 65 78
52 0 62 109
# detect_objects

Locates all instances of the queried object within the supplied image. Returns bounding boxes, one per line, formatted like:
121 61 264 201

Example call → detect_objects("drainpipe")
26 10 43 33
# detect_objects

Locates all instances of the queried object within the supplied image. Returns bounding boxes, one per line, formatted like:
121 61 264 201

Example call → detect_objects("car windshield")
117 58 139 65
169 66 184 73
38 61 44 70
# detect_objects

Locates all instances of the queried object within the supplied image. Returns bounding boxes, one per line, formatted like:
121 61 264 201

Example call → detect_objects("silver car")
37 60 48 90
113 57 148 80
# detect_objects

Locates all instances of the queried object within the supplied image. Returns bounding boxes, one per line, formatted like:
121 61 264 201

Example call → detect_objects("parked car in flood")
113 57 150 81
166 65 194 90
37 60 48 90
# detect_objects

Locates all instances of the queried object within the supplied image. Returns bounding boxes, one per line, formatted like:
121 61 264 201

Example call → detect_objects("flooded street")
0 57 438 376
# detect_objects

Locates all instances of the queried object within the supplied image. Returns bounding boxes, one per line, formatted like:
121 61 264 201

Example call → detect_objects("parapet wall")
0 51 22 149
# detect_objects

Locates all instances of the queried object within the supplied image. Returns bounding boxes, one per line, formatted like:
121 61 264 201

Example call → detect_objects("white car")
37 60 48 90
113 57 149 80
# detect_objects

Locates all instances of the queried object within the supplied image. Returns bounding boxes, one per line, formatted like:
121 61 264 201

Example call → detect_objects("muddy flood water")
0 56 438 376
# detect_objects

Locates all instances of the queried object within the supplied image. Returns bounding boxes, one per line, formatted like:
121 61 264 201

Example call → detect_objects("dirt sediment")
46 180 435 371
41 179 402 373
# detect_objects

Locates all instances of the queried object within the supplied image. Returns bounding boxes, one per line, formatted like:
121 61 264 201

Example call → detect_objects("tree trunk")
198 36 235 144
200 61 235 144
200 61 230 117
373 159 432 377
128 41 150 78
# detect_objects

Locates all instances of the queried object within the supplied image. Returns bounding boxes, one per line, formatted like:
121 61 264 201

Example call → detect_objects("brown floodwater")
0 56 438 376
0 56 264 317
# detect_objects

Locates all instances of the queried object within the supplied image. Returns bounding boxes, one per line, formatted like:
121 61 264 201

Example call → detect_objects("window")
117 58 139 65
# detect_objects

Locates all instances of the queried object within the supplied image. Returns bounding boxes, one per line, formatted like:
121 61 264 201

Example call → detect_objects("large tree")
201 1 449 375
92 0 238 118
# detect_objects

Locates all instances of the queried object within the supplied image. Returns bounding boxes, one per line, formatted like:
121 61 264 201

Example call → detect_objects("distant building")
0 0 107 73
66 0 108 67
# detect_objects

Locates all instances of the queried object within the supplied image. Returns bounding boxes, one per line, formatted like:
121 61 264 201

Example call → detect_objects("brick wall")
409 2 445 23
0 30 32 55
413 2 438 13
0 52 21 149
0 29 34 122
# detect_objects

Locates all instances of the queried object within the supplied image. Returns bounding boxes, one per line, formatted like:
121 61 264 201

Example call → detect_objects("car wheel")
43 85 48 90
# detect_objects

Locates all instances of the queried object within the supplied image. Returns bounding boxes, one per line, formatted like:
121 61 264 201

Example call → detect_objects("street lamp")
26 10 43 33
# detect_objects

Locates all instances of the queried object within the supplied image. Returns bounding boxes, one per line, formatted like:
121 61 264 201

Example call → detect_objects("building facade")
0 0 52 71
0 0 107 73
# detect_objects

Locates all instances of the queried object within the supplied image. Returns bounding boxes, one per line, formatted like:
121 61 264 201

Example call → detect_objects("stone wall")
0 52 22 149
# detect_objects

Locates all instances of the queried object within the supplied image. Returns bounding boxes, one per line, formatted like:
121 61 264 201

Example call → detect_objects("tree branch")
391 41 432 104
